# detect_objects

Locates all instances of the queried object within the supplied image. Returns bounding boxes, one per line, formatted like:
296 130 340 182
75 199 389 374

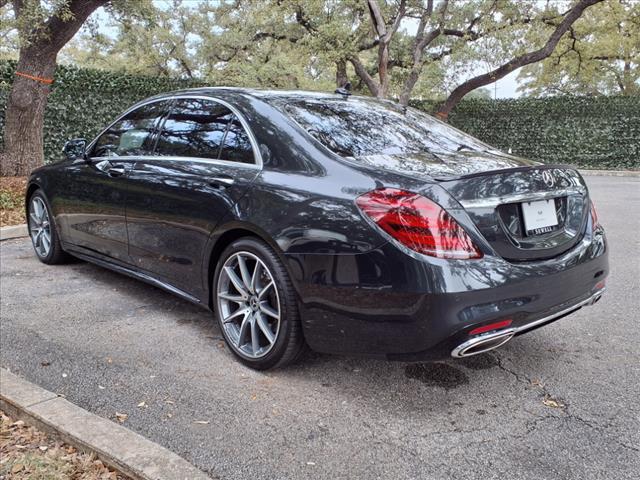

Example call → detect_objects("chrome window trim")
89 154 261 170
86 94 263 169
459 187 586 209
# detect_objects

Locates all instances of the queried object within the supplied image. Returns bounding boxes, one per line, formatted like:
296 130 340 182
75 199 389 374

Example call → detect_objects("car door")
63 100 171 263
125 97 261 295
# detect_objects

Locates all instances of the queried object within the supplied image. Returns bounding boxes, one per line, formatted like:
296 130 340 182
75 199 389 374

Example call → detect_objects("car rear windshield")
280 97 490 158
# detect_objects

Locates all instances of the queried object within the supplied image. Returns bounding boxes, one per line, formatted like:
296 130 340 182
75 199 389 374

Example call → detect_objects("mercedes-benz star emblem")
542 170 555 188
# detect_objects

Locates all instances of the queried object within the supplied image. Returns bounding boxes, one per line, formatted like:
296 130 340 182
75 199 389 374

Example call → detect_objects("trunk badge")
542 170 555 188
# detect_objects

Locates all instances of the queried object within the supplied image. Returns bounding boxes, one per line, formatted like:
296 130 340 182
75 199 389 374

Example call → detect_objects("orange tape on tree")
15 71 54 85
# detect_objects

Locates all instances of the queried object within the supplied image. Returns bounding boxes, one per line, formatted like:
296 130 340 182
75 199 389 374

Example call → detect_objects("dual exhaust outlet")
451 289 604 358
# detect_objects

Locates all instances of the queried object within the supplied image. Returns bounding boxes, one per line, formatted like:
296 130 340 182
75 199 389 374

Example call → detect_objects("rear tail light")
590 200 600 231
356 188 483 259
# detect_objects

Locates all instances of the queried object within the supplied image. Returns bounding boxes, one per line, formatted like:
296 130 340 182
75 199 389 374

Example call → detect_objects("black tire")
27 189 71 265
213 237 306 370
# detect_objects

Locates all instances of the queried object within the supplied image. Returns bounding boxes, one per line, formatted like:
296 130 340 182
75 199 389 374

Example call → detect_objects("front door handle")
108 165 127 177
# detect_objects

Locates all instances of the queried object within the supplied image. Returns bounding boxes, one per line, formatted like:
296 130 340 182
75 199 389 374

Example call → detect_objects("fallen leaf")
137 401 147 408
12 420 25 427
542 395 565 409
306 462 316 466
12 463 24 473
39 445 48 451
166 413 173 418
41 361 51 367
251 394 257 401
194 420 209 425
62 373 68 378
164 400 175 405
115 412 128 423
98 385 106 390
106 357 113 364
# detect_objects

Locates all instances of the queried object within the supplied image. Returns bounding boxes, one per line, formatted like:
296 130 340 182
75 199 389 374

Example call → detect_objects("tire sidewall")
213 237 297 370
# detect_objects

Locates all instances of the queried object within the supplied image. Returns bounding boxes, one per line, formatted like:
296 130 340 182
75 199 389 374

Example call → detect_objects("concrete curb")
579 169 640 177
0 224 28 241
0 369 213 480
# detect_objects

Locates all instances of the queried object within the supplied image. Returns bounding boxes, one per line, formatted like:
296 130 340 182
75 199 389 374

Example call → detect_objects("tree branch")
437 0 604 119
349 55 379 97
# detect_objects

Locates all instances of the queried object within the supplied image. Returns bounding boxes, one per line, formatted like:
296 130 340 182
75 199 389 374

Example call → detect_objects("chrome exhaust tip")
451 329 515 358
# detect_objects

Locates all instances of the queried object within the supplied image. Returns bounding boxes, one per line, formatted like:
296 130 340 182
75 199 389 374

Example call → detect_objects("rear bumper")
449 287 605 359
288 227 608 361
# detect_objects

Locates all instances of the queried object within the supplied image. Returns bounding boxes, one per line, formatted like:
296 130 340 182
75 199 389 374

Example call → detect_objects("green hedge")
1 60 638 169
412 97 640 170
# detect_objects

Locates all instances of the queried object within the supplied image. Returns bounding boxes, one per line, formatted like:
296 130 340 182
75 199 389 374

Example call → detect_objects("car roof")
147 86 397 107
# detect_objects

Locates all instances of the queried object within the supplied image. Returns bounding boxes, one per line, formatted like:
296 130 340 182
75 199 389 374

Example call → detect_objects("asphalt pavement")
1 175 638 480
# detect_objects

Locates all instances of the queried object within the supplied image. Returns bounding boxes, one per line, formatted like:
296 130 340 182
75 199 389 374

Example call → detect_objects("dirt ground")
0 410 129 479
0 176 27 227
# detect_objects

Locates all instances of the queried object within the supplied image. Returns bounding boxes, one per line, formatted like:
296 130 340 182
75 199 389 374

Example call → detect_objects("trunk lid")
354 150 589 261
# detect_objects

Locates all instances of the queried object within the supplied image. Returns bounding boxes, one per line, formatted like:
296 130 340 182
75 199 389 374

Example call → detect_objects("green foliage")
518 0 639 97
0 60 637 170
413 97 640 170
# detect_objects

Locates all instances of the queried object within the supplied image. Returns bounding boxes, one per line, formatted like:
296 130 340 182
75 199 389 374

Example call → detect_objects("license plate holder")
521 199 558 235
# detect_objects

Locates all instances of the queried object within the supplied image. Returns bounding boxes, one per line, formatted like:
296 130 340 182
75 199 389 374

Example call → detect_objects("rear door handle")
208 175 235 188
108 165 127 177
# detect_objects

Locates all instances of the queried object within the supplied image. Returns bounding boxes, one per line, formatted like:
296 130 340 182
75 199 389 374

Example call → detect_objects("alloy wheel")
29 197 52 258
217 251 281 359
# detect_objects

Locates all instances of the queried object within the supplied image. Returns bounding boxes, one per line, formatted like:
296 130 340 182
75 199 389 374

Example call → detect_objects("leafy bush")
1 60 638 169
413 97 640 170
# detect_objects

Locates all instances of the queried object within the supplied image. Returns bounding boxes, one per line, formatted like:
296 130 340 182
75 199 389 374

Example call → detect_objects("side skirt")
62 243 209 310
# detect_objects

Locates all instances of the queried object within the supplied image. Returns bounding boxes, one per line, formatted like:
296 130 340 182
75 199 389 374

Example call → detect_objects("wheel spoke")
30 213 40 225
34 229 43 248
259 302 280 320
250 261 262 294
33 200 42 220
218 292 245 303
237 313 251 346
224 266 248 297
41 231 51 253
223 306 250 324
256 312 275 345
257 281 273 300
237 255 253 293
250 318 260 354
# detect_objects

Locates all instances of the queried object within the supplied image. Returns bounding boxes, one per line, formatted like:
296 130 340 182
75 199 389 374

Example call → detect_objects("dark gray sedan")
25 88 608 369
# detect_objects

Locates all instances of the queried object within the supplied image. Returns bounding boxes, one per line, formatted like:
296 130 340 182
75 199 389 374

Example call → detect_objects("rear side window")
156 98 255 164
281 98 489 158
92 101 169 157
219 116 254 164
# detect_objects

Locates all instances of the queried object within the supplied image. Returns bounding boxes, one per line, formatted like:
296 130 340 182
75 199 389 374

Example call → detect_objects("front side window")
92 101 169 157
155 98 255 164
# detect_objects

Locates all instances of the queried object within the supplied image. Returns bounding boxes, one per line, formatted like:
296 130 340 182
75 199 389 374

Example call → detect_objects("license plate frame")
521 199 558 235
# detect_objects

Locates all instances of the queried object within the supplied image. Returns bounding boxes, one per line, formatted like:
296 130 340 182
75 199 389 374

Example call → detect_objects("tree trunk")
377 42 390 98
336 59 348 87
1 0 107 177
0 49 56 176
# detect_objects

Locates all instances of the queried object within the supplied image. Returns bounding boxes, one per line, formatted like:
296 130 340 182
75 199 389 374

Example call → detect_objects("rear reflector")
590 200 600 231
356 188 483 259
469 319 513 336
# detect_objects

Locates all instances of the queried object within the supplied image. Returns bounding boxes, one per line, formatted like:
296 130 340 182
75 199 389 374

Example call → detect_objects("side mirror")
63 138 87 161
